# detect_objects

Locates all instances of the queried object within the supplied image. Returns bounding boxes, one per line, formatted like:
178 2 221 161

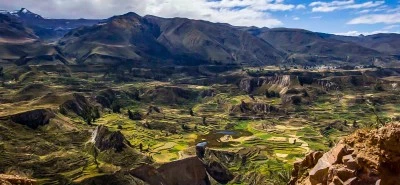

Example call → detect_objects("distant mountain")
0 13 67 64
326 33 400 56
7 8 44 19
241 27 386 65
145 16 283 65
1 8 102 41
58 13 283 66
0 13 37 41
0 9 399 67
59 12 170 65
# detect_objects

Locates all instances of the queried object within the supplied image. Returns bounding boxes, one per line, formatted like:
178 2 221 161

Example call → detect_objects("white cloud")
383 25 399 30
334 30 399 36
311 16 322 19
347 13 400 24
0 0 303 27
293 16 300 20
207 0 296 11
358 9 370 14
310 0 385 12
295 4 306 10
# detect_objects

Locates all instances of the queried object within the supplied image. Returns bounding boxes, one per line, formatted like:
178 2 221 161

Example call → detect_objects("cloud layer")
310 0 384 12
0 0 399 34
0 0 302 27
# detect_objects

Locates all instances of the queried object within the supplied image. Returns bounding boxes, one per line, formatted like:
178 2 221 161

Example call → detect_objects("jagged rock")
290 123 400 185
203 158 234 184
95 89 117 108
202 148 264 184
60 93 99 121
129 164 166 185
146 106 162 115
0 174 36 185
158 157 210 185
9 109 55 129
290 151 323 185
238 75 299 94
77 172 148 185
200 89 215 98
230 100 283 115
130 148 238 185
281 87 310 106
91 125 131 152
131 157 211 185
128 110 143 120
141 86 199 104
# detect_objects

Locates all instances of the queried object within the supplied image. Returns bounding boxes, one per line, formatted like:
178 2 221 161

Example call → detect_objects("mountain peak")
10 8 43 19
20 8 29 14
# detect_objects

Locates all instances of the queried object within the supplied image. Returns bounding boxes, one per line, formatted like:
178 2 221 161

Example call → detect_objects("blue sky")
1 0 399 35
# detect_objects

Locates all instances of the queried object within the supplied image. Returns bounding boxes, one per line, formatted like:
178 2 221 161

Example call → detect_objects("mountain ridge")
0 8 399 67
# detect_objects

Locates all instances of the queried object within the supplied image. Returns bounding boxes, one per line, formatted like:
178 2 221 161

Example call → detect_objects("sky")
0 0 400 36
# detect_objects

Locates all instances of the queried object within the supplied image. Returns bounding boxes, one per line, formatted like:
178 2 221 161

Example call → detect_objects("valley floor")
0 65 399 184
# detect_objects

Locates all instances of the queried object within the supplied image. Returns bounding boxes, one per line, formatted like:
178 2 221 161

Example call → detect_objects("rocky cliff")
0 174 36 185
290 123 400 185
6 109 55 129
238 75 299 94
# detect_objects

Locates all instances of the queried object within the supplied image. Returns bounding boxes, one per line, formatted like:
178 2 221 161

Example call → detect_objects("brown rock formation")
0 174 36 185
130 157 211 185
290 123 400 185
91 125 131 152
238 75 299 94
230 100 283 115
8 109 55 129
60 93 100 121
130 147 236 185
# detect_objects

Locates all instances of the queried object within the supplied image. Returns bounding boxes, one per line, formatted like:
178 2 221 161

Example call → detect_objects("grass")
2 66 400 184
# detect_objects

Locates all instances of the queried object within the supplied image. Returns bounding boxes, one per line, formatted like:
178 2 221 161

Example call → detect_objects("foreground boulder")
76 172 148 185
130 157 211 185
130 146 235 185
9 109 55 129
0 174 36 185
290 123 400 185
91 125 132 152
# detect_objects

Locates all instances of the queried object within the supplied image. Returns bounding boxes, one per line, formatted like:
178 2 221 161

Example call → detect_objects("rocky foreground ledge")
290 123 400 185
0 174 36 185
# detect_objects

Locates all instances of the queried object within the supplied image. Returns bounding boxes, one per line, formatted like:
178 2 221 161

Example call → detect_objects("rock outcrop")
202 150 235 184
238 75 299 94
91 125 131 152
76 172 148 185
60 93 99 121
230 100 284 116
95 89 118 108
0 174 36 185
8 109 55 129
130 146 236 185
130 157 211 185
281 87 310 106
290 123 400 185
141 86 199 105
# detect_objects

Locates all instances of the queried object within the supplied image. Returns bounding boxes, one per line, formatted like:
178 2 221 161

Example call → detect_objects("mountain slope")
242 27 390 65
145 16 283 65
2 8 101 41
59 13 284 66
0 13 37 42
327 33 400 56
0 14 67 64
59 13 169 65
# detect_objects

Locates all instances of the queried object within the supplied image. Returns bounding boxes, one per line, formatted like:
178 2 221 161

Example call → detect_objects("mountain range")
0 8 399 67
